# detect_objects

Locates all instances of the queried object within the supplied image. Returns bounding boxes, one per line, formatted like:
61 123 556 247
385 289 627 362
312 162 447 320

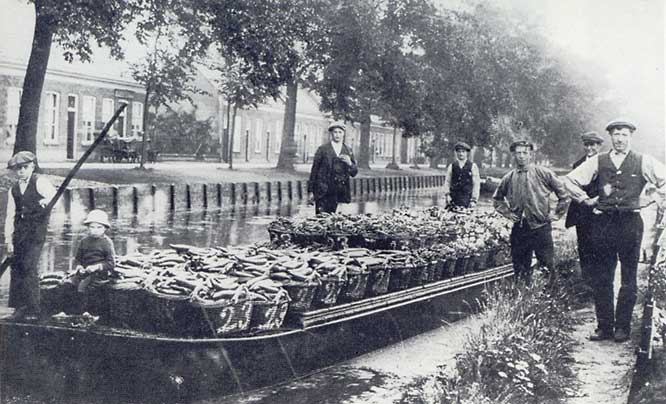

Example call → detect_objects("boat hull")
0 265 512 401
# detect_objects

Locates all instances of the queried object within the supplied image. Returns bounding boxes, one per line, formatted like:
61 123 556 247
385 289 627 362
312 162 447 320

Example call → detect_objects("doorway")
66 94 78 159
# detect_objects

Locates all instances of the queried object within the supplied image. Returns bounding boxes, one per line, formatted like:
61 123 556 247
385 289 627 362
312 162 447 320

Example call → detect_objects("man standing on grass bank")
565 132 604 288
442 141 481 209
565 120 666 343
493 140 570 285
307 122 358 214
4 151 56 321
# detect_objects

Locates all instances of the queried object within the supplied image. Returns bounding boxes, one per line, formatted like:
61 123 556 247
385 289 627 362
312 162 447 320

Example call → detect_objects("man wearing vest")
493 140 570 284
564 131 604 288
443 141 480 208
566 120 666 343
4 151 56 321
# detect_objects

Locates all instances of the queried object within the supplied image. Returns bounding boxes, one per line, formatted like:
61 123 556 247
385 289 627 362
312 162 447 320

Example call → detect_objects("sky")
1 0 664 159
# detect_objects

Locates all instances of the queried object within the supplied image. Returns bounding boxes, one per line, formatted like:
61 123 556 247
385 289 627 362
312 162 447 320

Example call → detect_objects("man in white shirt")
443 141 480 208
565 120 666 343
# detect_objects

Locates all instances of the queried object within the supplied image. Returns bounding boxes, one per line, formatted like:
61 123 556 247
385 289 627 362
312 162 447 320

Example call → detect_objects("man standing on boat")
4 151 56 321
565 120 666 343
443 141 480 209
564 131 604 288
493 140 570 284
307 121 359 214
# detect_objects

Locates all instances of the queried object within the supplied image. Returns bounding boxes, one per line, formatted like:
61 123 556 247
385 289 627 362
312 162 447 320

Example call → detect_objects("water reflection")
0 190 444 306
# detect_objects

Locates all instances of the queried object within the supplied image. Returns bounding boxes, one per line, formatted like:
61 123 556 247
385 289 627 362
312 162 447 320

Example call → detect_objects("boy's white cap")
84 209 110 228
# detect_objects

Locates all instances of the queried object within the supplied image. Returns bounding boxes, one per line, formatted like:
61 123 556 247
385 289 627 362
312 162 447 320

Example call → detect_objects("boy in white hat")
71 209 116 293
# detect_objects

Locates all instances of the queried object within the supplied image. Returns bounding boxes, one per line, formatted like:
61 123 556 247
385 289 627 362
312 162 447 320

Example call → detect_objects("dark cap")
328 121 346 132
453 141 471 152
7 151 36 169
580 131 604 144
605 120 636 132
509 140 534 152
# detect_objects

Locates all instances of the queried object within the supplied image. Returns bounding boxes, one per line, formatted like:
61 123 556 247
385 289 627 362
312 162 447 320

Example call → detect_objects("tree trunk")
276 79 298 171
221 101 231 163
139 84 151 169
228 104 238 170
386 125 400 169
14 4 55 154
357 112 371 170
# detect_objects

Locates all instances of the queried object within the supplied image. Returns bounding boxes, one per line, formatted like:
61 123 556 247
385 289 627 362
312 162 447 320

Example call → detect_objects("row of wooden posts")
62 175 447 215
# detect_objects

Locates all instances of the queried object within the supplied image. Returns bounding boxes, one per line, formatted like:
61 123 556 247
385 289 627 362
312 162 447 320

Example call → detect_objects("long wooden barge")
0 264 512 402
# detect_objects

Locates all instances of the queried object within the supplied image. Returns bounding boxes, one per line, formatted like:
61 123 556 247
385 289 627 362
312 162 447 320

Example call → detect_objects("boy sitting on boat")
70 209 116 293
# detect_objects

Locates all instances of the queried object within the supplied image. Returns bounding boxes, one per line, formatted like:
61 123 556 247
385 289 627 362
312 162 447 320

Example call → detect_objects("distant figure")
493 140 570 285
307 122 358 214
70 209 116 295
564 132 604 288
443 141 480 208
566 120 666 343
4 151 56 321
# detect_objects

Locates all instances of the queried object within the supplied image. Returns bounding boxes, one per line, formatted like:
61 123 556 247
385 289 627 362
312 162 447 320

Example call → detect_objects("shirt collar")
611 149 628 156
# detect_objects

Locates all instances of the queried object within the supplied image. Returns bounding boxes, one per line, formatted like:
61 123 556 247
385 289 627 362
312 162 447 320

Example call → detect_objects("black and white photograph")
0 0 664 403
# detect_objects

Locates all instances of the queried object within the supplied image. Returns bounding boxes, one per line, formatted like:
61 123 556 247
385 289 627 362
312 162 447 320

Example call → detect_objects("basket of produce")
282 281 319 313
388 264 413 291
440 258 456 279
190 288 254 337
39 272 67 315
454 255 470 276
311 260 346 307
145 279 197 336
339 266 370 302
409 259 434 287
107 279 149 330
249 289 290 332
362 257 391 296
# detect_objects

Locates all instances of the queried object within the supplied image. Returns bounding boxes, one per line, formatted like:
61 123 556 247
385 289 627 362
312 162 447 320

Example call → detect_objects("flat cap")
605 120 636 132
509 140 534 152
7 151 36 169
328 121 346 132
453 141 471 152
580 131 604 144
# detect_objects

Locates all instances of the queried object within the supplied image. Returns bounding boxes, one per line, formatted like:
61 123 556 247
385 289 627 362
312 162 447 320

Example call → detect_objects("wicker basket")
145 287 195 336
249 292 290 332
365 265 391 296
494 245 512 266
40 284 66 315
107 282 149 330
486 248 498 268
464 255 476 274
283 281 319 313
442 258 456 278
313 277 344 307
191 298 254 337
454 256 469 276
388 265 413 291
339 271 370 301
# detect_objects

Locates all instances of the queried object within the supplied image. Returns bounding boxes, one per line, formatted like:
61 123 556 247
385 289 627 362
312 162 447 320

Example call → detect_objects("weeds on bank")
405 278 578 404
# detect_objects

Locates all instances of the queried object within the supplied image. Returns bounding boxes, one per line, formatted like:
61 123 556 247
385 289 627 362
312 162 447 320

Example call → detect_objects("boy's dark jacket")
308 142 358 204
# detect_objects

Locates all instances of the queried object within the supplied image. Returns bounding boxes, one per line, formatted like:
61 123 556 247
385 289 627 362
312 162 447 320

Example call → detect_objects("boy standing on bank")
4 151 56 321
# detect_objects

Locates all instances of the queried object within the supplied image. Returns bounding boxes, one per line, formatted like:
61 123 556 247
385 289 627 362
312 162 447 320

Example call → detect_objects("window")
43 92 60 144
117 100 129 138
254 118 262 153
81 96 96 144
5 87 21 144
102 98 114 133
131 102 143 138
232 115 241 152
275 121 282 153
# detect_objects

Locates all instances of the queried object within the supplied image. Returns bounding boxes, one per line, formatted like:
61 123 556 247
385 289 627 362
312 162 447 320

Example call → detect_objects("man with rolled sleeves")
566 120 666 343
493 140 570 284
565 131 604 286
307 122 359 214
443 141 481 208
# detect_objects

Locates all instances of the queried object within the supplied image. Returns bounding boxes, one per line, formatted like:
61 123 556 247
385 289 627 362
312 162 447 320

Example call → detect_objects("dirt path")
568 306 635 404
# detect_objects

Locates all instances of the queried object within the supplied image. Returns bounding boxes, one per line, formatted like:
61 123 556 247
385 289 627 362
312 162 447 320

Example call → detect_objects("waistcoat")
597 151 646 211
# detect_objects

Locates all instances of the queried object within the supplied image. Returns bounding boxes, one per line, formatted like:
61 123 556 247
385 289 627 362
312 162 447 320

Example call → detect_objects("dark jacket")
565 155 599 228
307 142 358 204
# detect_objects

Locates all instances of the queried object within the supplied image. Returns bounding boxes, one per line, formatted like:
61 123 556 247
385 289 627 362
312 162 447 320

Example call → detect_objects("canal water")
0 189 492 404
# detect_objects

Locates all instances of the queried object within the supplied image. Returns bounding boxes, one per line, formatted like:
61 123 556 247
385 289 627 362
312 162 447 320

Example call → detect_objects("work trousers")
575 223 596 285
510 222 554 284
315 197 338 215
590 211 642 333
9 238 45 314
